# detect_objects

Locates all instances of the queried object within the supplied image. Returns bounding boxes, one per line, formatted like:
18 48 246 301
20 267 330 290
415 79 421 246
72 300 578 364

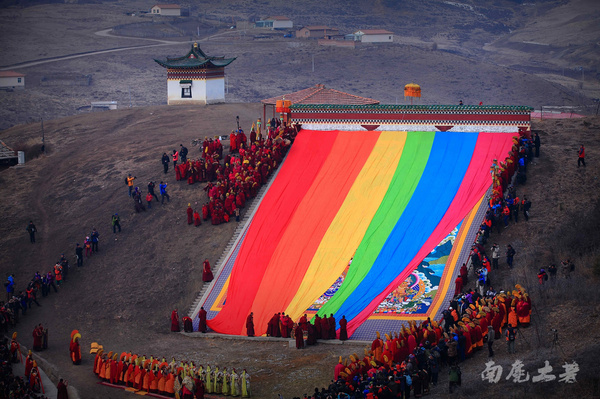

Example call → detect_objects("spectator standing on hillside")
487 325 494 357
126 174 136 197
148 181 159 202
90 228 100 252
448 364 461 393
146 192 153 209
548 264 557 281
537 268 548 285
112 213 121 233
180 144 188 163
75 243 83 267
162 152 170 174
505 324 516 354
506 244 516 269
578 145 585 167
561 260 571 279
534 132 541 157
491 243 500 270
522 196 532 221
172 149 179 168
160 181 170 204
26 221 37 244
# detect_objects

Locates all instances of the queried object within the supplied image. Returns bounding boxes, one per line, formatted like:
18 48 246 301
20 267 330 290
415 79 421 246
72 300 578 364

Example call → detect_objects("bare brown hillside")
0 104 599 398
0 0 598 131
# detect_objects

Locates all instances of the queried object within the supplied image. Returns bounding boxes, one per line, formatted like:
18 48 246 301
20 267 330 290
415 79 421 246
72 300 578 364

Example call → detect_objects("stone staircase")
187 157 286 319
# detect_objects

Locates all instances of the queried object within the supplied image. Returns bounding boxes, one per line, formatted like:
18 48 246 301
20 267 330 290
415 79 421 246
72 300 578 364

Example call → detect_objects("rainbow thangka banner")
205 130 515 338
308 223 461 317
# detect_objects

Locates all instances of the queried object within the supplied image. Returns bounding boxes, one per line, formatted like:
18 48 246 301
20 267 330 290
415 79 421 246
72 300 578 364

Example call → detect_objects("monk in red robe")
299 314 308 331
314 315 322 339
339 316 348 341
280 314 289 338
246 312 255 337
334 357 345 380
454 276 463 297
295 324 304 349
32 324 43 351
202 203 209 221
187 204 193 224
371 332 383 363
24 351 33 378
170 309 180 332
320 316 330 340
202 259 213 283
193 210 202 227
70 336 81 365
198 306 207 333
328 314 336 339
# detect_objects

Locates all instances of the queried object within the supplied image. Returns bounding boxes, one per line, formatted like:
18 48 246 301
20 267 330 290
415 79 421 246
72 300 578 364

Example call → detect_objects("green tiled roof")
290 104 533 111
155 43 236 69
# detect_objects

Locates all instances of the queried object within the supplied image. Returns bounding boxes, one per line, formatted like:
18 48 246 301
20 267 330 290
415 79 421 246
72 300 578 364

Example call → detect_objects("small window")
181 87 192 98
389 36 392 40
17 78 21 83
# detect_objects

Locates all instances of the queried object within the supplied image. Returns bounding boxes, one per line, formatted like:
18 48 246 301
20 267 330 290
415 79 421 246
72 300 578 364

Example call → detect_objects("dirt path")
0 29 238 71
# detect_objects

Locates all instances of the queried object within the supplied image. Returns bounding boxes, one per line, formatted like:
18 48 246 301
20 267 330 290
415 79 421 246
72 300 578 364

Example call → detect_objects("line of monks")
93 349 251 398
330 284 532 387
9 333 44 394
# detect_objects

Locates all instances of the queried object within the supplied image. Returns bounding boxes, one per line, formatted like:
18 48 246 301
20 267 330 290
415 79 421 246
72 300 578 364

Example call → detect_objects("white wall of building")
205 78 225 104
272 20 293 29
167 78 225 105
361 34 393 43
0 76 24 89
151 6 180 16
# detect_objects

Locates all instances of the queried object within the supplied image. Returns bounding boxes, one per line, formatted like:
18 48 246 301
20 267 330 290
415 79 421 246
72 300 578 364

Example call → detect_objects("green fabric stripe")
317 131 435 318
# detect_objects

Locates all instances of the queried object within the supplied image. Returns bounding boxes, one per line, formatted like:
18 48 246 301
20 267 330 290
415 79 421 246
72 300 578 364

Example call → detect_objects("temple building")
154 43 235 105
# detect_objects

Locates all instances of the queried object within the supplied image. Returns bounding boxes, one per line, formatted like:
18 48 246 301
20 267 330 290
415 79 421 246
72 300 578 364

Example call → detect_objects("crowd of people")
3 224 103 342
288 283 532 399
0 334 51 398
169 120 296 226
91 349 251 398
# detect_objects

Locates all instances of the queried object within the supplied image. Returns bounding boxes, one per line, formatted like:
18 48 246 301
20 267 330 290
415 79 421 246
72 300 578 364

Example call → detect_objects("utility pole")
41 118 45 153
312 54 314 73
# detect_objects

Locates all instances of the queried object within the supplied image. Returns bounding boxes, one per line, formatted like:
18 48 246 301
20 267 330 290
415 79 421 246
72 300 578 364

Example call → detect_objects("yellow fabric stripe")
428 193 485 318
284 131 407 319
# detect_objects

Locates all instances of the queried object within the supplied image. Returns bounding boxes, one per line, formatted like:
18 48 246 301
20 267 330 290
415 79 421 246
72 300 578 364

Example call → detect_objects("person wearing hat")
112 213 121 233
